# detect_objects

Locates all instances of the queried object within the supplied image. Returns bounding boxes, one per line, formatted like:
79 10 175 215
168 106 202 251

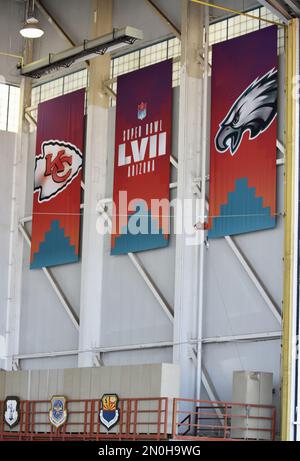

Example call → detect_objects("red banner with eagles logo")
111 60 172 255
208 26 278 238
30 89 85 269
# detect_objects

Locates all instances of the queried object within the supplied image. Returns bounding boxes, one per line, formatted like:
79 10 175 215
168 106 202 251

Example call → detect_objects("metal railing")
0 397 168 441
0 397 277 441
172 398 276 441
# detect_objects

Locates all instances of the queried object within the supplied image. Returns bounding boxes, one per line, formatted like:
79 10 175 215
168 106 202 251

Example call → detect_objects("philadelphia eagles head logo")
215 68 277 156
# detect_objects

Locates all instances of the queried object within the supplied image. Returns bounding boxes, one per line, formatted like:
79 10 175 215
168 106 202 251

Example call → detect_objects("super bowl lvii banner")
208 26 278 238
111 60 172 255
30 89 85 269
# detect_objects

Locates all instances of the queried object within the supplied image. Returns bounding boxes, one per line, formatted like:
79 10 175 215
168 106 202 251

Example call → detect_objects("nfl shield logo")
99 394 120 430
49 396 68 429
4 396 20 428
137 102 147 120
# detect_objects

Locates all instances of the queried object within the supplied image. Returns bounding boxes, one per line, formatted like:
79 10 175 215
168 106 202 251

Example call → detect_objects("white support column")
78 0 112 367
4 40 33 371
173 0 204 399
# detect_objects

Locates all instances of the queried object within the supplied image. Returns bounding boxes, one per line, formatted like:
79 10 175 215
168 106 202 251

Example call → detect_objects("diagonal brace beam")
128 252 174 322
35 0 76 47
18 223 79 330
225 235 282 324
144 0 181 39
189 346 224 422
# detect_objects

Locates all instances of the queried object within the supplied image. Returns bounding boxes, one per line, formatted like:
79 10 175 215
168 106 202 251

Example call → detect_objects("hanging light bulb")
20 0 44 39
20 17 44 38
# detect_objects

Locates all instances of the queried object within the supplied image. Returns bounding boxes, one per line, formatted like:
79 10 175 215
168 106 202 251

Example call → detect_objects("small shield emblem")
99 394 120 430
4 396 20 428
137 102 147 121
49 396 68 429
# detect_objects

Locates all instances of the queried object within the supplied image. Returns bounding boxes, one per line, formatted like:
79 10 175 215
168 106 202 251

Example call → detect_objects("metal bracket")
12 358 20 371
92 352 104 367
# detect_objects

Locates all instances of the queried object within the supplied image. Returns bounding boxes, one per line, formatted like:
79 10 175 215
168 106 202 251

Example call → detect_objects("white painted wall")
0 131 15 340
19 133 80 359
18 87 179 368
0 131 16 369
99 95 178 362
0 131 16 358
113 0 178 44
199 48 285 416
0 0 24 85
0 1 284 431
33 0 93 60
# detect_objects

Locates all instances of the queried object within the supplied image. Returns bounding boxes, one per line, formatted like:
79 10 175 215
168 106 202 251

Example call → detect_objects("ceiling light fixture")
21 27 143 78
20 0 44 39
20 17 44 39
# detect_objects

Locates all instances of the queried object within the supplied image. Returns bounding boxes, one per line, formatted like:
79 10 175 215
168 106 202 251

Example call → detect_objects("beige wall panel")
90 367 110 398
78 368 92 398
1 364 180 434
1 364 180 400
4 371 28 399
0 372 5 400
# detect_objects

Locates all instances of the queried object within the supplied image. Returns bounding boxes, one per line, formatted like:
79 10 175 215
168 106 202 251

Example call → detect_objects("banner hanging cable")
190 0 287 28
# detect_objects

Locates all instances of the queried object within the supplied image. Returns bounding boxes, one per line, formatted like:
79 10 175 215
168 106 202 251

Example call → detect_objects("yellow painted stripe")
0 52 24 67
281 19 297 441
190 0 286 28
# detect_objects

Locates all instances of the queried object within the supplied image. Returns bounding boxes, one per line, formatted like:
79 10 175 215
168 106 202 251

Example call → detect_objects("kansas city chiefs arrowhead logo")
34 140 83 203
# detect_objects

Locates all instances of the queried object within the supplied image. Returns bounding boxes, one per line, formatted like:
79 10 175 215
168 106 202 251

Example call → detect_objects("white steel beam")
202 331 282 344
144 0 181 39
24 112 37 129
104 83 117 100
15 350 79 360
35 0 77 47
202 366 224 421
225 236 282 324
188 346 224 422
277 139 286 156
128 252 174 322
14 330 282 361
170 156 178 169
257 0 291 23
284 0 300 16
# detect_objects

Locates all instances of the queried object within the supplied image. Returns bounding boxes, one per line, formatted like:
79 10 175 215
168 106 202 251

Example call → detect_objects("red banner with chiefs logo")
111 60 172 255
208 26 278 238
30 89 85 269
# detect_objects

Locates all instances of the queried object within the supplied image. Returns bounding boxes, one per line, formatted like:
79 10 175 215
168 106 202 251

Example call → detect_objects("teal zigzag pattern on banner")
111 202 168 255
208 177 276 239
30 220 78 269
